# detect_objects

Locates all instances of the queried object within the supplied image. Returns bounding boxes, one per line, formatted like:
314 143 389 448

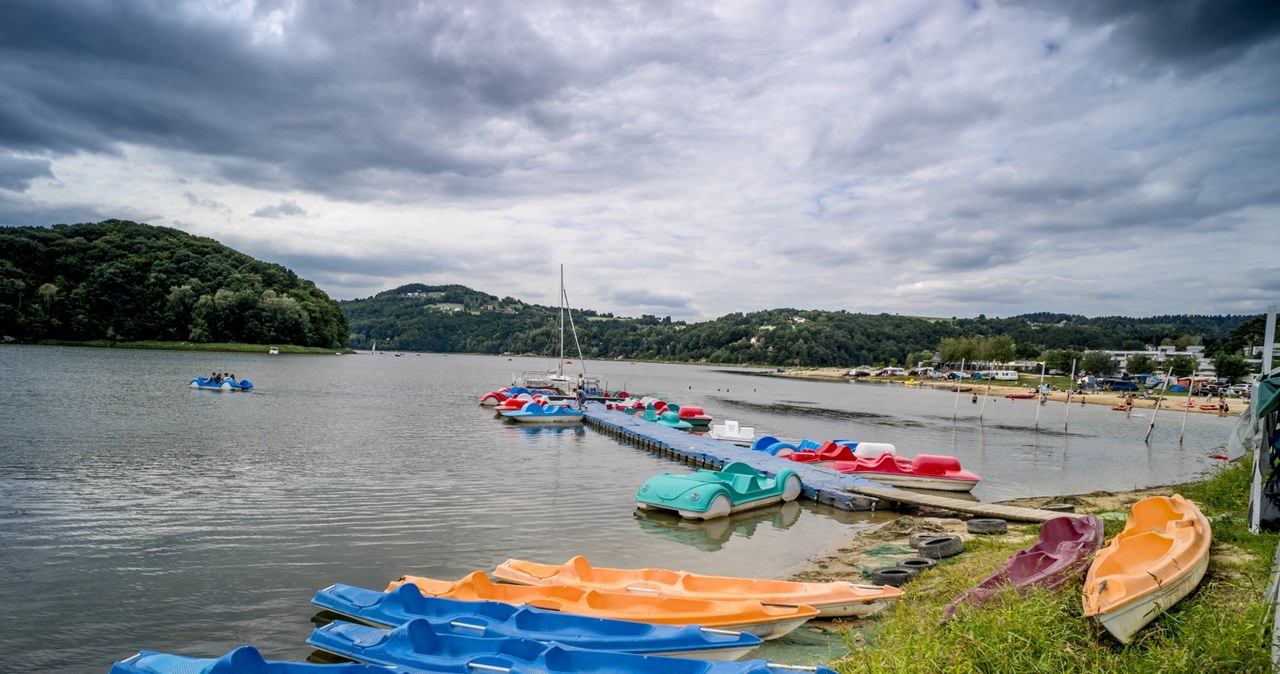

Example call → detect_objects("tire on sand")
917 534 964 559
909 531 948 548
870 566 918 587
897 557 938 572
967 518 1008 535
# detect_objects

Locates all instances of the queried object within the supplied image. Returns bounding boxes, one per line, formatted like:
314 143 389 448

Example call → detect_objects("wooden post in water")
1064 359 1077 432
1179 372 1193 443
978 383 991 420
1034 361 1046 430
1144 368 1173 443
952 359 965 420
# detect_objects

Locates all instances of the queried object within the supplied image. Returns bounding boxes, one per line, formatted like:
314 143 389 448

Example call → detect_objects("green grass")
837 459 1276 673
31 339 349 354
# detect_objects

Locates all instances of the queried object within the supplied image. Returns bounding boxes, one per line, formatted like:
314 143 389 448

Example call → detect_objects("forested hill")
340 285 1259 367
0 220 347 348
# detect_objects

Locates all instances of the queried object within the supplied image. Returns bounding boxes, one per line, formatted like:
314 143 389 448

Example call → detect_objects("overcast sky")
2 0 1278 321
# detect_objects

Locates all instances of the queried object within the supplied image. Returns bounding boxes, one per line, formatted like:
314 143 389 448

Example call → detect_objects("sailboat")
514 266 604 397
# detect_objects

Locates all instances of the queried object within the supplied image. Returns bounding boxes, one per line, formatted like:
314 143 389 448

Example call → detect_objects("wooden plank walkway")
848 485 1070 523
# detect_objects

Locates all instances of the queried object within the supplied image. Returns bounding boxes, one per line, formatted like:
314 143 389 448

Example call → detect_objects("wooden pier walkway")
583 405 1062 521
848 486 1072 523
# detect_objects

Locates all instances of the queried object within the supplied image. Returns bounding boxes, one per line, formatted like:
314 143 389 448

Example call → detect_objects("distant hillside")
0 219 347 348
339 285 1258 367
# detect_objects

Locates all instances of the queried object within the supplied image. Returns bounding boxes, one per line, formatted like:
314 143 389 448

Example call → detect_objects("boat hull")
1082 495 1211 644
492 556 902 619
845 472 978 492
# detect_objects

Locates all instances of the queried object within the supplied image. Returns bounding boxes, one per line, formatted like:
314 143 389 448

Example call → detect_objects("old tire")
917 534 964 559
967 518 1008 535
897 557 938 572
870 566 918 587
909 531 947 548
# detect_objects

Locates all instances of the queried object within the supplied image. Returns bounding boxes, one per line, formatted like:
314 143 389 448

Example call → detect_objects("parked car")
1100 378 1140 392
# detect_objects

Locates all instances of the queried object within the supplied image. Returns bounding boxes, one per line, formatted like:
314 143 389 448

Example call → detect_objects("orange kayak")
492 556 902 618
1082 494 1210 644
388 571 818 640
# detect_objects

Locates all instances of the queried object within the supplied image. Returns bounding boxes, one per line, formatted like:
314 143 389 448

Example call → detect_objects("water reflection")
632 500 803 552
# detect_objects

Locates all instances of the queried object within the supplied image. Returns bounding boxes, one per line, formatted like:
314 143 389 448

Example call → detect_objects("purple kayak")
943 515 1104 619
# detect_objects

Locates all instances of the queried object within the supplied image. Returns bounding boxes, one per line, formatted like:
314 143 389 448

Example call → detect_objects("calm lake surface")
0 345 1236 672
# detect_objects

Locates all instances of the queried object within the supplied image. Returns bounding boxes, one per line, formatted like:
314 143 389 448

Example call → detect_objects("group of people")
210 371 236 384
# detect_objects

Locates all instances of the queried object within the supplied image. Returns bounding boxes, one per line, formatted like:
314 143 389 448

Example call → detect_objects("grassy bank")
837 459 1275 673
31 339 350 354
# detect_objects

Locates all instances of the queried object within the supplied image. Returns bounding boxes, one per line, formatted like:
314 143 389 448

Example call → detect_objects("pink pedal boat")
830 453 981 492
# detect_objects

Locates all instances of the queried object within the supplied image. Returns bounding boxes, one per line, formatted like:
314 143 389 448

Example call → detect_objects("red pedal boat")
831 453 980 492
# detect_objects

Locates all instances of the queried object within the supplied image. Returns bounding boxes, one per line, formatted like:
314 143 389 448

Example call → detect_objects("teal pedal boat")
635 462 803 520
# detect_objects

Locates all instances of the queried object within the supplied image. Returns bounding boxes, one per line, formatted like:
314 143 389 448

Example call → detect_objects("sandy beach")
769 367 1243 416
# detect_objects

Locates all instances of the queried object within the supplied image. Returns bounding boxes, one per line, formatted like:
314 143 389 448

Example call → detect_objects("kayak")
109 646 406 673
309 619 838 674
386 571 818 640
492 555 902 618
312 582 762 660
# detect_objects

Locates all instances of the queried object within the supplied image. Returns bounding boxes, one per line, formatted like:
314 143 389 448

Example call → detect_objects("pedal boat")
493 555 903 618
635 462 803 520
1082 494 1210 644
313 583 762 660
386 571 818 640
498 401 584 424
830 452 980 492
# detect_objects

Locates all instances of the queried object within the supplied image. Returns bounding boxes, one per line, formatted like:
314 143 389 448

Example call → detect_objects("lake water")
0 346 1237 672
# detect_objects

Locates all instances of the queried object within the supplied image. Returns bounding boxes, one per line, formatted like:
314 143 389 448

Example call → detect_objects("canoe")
109 646 405 673
943 515 1104 619
1082 494 1211 643
386 571 818 640
498 401 583 424
830 453 980 492
310 619 837 674
312 583 762 660
492 555 903 618
635 461 803 520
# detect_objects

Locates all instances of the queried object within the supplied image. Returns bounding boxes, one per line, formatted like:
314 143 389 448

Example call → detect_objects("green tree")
1212 353 1251 382
1167 355 1199 378
1082 350 1117 376
1126 353 1157 375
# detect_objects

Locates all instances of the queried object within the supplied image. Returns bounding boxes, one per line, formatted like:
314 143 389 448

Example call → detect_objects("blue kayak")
109 645 408 673
313 583 761 660
309 619 838 674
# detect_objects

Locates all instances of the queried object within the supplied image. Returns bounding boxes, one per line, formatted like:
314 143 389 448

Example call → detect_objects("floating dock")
584 405 1068 521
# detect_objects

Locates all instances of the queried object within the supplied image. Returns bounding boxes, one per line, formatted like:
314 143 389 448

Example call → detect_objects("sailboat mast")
557 264 565 377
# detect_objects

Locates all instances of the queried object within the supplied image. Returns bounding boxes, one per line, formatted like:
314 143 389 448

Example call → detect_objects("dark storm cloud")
0 0 593 199
1019 0 1280 74
0 154 52 192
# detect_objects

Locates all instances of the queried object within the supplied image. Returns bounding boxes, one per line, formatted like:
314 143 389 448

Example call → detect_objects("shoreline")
768 367 1244 417
784 484 1171 588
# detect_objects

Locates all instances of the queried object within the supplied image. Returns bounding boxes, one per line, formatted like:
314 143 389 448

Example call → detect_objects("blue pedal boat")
635 461 803 520
312 583 761 661
109 645 409 673
308 619 837 674
189 376 254 391
497 402 584 424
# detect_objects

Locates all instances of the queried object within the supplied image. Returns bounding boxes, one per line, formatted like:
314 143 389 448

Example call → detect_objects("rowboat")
830 452 980 492
492 555 903 618
943 515 1104 619
310 619 838 674
1082 494 1211 643
109 646 402 673
498 401 584 424
635 462 803 520
312 583 762 660
386 572 818 640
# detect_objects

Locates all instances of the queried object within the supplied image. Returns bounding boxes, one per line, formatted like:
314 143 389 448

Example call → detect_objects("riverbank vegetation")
839 459 1274 672
0 220 347 348
341 284 1266 370
31 339 346 354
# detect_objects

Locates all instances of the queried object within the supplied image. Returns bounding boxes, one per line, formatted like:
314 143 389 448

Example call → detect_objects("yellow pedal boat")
492 555 902 618
387 571 818 640
1082 494 1211 644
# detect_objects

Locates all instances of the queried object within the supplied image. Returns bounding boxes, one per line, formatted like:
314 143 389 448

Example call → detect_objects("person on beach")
971 392 978 404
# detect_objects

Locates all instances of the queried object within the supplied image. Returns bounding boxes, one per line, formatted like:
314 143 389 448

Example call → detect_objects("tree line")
0 220 347 348
341 285 1267 374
